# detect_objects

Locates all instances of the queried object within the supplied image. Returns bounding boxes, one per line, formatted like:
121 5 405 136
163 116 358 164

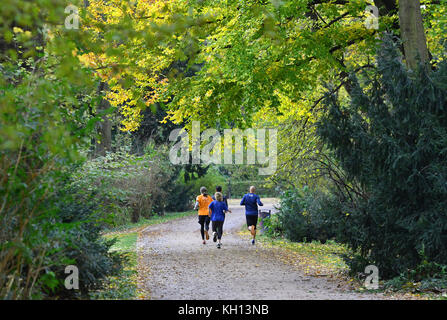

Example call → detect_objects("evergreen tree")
318 36 447 277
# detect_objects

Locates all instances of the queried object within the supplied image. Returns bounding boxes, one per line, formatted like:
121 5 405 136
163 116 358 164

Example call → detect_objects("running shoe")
202 240 206 245
213 232 217 242
251 239 255 245
205 230 209 240
217 243 221 249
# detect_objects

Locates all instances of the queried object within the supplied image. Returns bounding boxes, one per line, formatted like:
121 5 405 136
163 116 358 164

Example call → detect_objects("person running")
208 192 231 249
194 186 213 244
240 186 263 245
211 186 228 207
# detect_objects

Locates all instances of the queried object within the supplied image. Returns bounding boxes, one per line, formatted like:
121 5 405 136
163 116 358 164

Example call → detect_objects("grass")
90 251 138 300
108 232 139 252
92 210 196 299
102 210 197 236
244 228 435 300
241 228 350 277
262 237 350 275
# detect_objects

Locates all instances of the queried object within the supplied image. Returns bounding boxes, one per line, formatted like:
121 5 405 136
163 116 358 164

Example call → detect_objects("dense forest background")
1 0 446 299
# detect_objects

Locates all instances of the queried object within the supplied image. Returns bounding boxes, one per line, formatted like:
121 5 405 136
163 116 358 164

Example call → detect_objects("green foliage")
185 166 226 197
384 260 447 293
92 232 138 300
276 187 339 243
261 213 282 238
90 252 138 300
104 210 197 236
317 36 447 278
217 165 277 198
129 105 180 154
90 232 138 300
0 48 99 300
46 185 124 299
0 0 113 299
71 147 183 225
0 172 123 299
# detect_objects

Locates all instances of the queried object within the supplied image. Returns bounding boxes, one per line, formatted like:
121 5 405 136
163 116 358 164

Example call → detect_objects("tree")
398 0 430 70
95 81 113 156
0 0 123 299
317 36 447 277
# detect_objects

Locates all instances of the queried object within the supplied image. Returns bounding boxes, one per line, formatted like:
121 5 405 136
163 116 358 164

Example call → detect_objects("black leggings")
212 220 224 240
198 215 211 240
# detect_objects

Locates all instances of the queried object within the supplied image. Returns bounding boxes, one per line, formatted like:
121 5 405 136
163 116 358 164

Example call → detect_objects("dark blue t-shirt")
240 193 263 215
208 200 228 222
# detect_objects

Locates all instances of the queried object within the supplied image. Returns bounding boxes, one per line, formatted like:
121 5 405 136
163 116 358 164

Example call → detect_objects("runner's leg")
204 216 210 240
205 216 210 231
217 221 223 240
246 215 258 244
212 220 218 242
198 216 205 240
216 221 223 248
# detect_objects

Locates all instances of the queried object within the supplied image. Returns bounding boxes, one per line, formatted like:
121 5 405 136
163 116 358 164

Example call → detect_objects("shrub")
276 187 339 243
71 147 180 225
43 184 123 298
262 213 283 238
0 50 99 299
384 260 447 293
163 177 194 213
185 166 226 198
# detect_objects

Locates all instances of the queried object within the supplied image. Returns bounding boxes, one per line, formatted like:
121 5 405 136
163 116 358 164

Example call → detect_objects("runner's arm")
208 202 213 217
194 196 200 210
257 196 263 206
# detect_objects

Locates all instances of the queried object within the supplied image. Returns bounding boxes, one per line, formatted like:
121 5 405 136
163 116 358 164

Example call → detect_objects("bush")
384 260 447 293
43 184 123 298
185 166 226 198
71 146 187 226
163 178 194 213
0 171 124 299
0 50 100 299
262 213 283 238
276 187 339 243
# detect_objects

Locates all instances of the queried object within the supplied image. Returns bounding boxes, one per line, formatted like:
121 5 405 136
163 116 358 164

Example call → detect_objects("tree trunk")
227 176 232 199
398 0 429 71
95 82 112 157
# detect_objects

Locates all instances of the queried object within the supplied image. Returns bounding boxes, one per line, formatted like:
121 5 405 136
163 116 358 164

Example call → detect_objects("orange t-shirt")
196 194 213 216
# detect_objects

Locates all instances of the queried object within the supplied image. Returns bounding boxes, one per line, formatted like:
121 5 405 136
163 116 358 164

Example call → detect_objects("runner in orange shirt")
194 187 213 244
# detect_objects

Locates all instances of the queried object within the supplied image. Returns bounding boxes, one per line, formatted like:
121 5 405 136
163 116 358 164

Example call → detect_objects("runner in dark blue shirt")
240 186 263 245
208 192 231 249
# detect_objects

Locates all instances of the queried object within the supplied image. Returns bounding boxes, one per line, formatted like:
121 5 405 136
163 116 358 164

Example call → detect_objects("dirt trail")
137 199 385 300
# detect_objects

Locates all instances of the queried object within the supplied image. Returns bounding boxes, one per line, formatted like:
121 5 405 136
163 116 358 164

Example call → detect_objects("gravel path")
137 200 385 300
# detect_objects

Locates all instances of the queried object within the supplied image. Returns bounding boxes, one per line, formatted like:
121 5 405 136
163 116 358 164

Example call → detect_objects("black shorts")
246 214 258 229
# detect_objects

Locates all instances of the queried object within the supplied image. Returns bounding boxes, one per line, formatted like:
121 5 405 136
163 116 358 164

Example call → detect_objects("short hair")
200 186 207 195
215 192 223 202
249 186 256 193
216 186 222 192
